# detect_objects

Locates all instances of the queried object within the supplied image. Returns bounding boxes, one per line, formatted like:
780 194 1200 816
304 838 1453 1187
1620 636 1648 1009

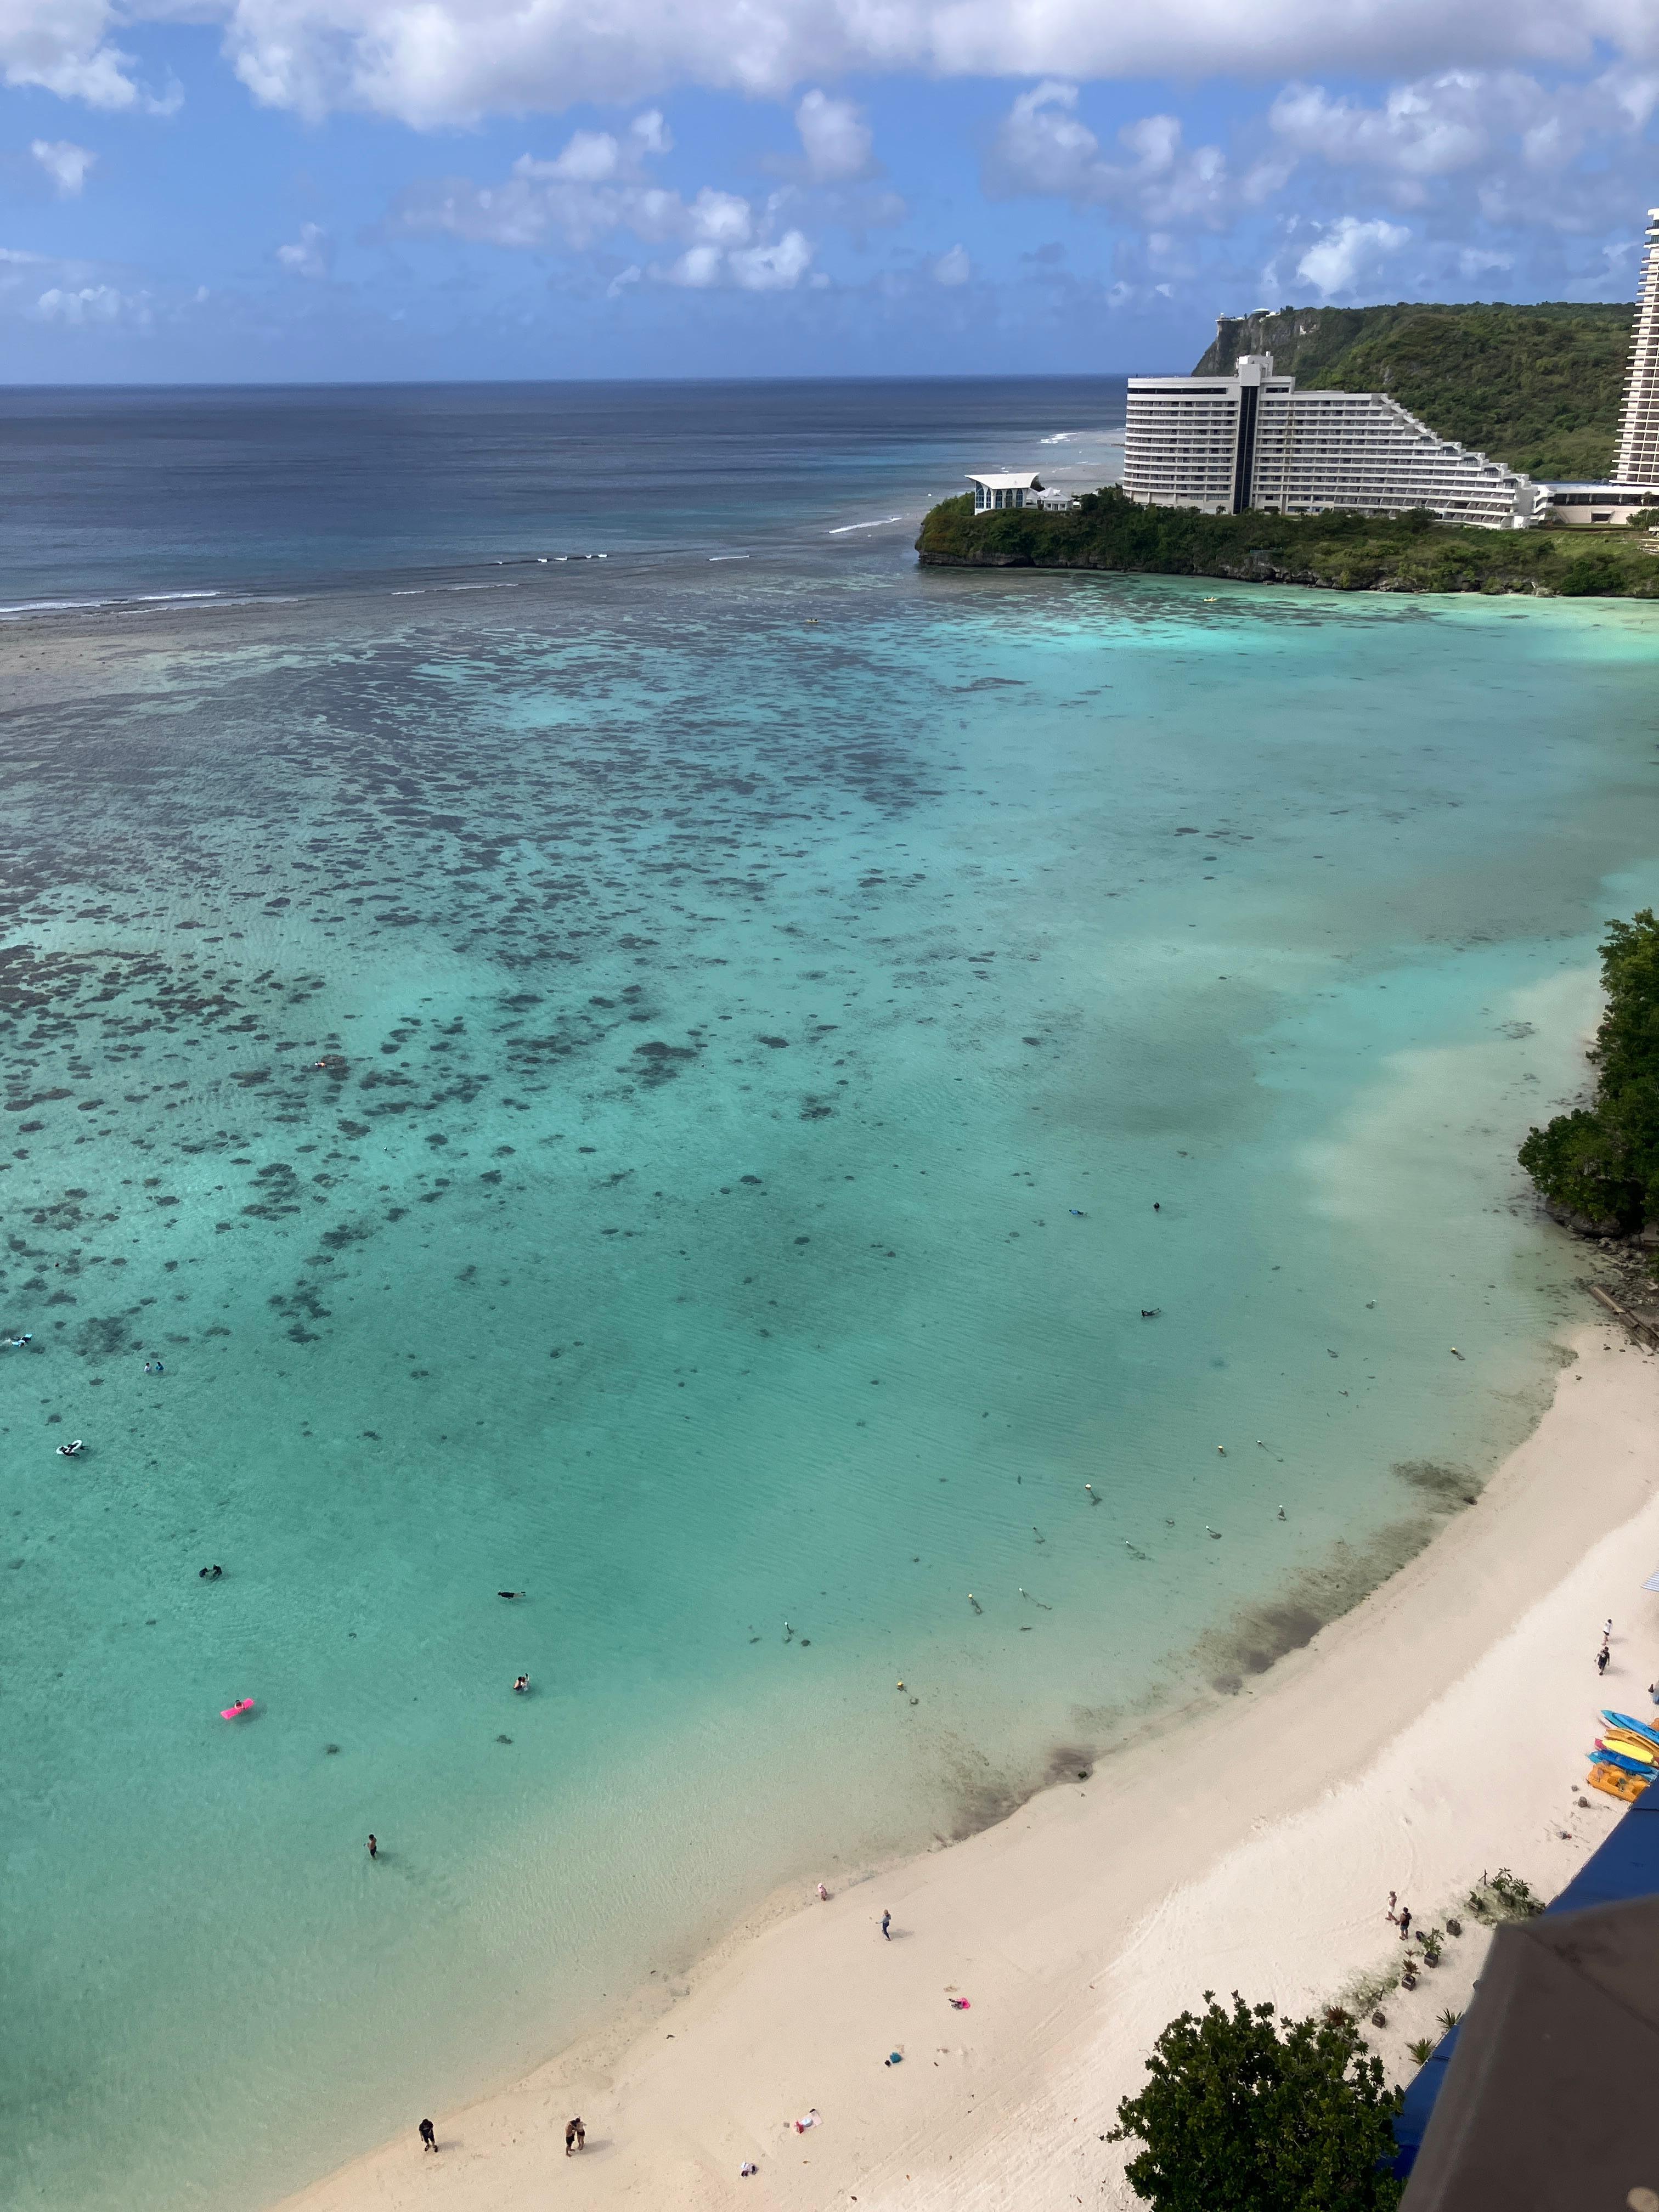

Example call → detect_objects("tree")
1108 1991 1404 2211
1519 910 1659 1229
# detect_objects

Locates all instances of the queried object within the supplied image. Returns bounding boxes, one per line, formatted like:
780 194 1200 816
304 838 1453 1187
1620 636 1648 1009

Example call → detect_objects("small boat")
220 1698 256 1720
1602 1710 1659 1750
1589 1760 1648 1804
1597 1731 1657 1764
1592 1742 1655 1778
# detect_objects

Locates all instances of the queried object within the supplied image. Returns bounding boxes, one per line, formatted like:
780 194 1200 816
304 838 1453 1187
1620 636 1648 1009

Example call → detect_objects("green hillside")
1195 302 1634 481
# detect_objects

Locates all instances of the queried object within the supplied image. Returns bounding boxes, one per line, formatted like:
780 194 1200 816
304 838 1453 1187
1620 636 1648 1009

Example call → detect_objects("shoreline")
274 1313 1659 2212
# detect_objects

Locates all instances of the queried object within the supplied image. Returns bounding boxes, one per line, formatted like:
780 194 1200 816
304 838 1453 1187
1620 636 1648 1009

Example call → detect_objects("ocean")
4 378 1658 2212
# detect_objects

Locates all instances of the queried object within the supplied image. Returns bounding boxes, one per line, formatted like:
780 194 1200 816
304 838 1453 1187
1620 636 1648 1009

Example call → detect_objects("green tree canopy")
1519 910 1659 1231
1108 1991 1404 2211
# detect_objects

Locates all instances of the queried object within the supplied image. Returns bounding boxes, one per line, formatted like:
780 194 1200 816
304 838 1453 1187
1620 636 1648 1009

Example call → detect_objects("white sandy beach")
277 1319 1659 2212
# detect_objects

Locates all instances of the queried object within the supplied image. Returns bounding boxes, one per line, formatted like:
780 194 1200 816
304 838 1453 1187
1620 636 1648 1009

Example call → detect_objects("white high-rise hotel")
1613 208 1659 485
1120 208 1659 529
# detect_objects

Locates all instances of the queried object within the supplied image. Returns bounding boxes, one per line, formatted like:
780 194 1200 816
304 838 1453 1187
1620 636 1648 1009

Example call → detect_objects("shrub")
1108 1990 1404 2210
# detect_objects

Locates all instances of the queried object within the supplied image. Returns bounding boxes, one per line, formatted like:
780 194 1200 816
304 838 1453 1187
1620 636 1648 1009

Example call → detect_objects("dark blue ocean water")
0 376 1125 607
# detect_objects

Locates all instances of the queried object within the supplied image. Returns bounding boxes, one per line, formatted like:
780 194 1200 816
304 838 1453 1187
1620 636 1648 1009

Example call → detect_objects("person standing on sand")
565 2118 585 2155
881 1909 891 1940
1398 1906 1412 1941
419 2119 436 2153
1599 1645 1611 1677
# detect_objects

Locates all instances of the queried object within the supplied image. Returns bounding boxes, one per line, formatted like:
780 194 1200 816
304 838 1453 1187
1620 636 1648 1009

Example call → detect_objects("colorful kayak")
220 1698 255 1719
1602 1710 1659 1750
1597 1732 1657 1765
1592 1743 1655 1779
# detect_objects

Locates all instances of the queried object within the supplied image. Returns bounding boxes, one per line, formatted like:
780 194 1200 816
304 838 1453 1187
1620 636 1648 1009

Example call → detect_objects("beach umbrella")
1401 1893 1659 2209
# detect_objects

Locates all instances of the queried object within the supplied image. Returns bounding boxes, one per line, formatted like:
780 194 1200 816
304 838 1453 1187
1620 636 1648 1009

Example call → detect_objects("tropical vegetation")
1519 913 1659 1232
916 487 1659 597
1197 302 1635 481
1108 1991 1404 2211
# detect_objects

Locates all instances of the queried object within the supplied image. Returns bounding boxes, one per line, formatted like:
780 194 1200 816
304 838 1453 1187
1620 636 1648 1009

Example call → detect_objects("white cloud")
31 138 96 195
391 109 814 290
989 81 1280 226
33 279 146 325
0 0 1602 129
728 229 813 288
933 242 970 284
667 227 812 289
1294 215 1410 294
794 89 872 182
2 1 180 111
1268 66 1659 229
390 112 729 250
276 221 332 277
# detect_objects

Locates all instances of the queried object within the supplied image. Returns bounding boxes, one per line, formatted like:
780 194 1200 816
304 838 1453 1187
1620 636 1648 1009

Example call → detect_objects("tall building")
1124 355 1531 528
1612 208 1659 485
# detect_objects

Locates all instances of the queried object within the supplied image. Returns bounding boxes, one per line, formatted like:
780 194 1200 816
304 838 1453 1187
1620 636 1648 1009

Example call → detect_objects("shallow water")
4 394 1659 2210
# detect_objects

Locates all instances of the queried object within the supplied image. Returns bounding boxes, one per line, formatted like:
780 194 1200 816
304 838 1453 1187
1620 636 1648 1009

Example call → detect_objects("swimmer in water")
498 1590 524 1600
513 1674 529 1694
199 1564 223 1580
56 1440 84 1458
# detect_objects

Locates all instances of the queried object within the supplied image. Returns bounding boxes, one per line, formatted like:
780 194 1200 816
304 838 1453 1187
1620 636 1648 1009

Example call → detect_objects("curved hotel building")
1122 354 1532 528
1121 217 1659 533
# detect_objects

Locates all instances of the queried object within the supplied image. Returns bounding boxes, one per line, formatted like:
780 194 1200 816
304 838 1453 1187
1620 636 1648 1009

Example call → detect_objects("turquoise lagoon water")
6 543 1659 2210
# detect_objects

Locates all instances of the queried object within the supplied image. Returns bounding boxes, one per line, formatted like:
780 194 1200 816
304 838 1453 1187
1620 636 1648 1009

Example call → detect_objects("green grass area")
915 488 1659 598
1195 302 1635 481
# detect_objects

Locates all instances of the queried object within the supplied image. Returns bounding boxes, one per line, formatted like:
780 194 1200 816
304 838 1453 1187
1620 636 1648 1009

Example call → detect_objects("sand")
276 1321 1659 2212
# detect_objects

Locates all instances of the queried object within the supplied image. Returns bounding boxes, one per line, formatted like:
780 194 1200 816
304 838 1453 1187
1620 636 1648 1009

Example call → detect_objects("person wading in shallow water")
565 2118 585 2155
367 1834 378 1860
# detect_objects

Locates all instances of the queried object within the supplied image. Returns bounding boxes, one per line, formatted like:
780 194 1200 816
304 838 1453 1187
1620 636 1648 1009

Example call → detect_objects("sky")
1 0 1657 381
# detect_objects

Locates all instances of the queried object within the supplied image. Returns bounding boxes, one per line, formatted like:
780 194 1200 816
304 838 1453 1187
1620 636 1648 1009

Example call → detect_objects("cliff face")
1195 306 1392 381
1193 301 1635 481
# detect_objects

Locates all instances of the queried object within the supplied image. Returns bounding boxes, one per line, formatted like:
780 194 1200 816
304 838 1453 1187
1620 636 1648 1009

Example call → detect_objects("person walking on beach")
1398 1906 1412 1942
367 1833 378 1860
1385 1891 1398 1929
1598 1644 1611 1677
419 2119 437 2154
881 1909 892 1940
565 2118 585 2155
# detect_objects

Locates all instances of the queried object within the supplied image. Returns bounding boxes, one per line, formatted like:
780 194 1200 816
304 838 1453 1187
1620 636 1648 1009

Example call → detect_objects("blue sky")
2 1 1656 380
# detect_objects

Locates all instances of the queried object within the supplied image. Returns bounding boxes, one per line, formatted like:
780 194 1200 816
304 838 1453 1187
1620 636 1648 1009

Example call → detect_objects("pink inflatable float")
220 1699 255 1719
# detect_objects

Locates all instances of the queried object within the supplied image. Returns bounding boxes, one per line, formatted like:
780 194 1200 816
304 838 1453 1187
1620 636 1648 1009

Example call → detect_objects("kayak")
220 1698 255 1720
1597 1732 1657 1765
1592 1743 1655 1779
1602 1710 1659 1750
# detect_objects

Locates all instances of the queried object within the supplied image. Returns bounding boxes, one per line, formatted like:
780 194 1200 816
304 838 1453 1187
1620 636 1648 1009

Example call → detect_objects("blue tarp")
1391 1773 1659 2177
